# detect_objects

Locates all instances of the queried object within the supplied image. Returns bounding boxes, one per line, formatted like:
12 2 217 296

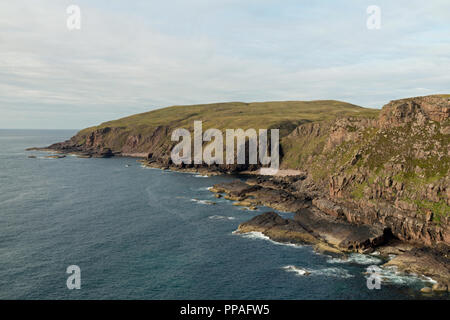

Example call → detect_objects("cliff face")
320 95 449 245
46 95 449 247
379 95 450 127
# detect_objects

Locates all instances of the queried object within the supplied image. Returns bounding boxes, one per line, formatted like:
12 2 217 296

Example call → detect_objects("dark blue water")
0 130 440 299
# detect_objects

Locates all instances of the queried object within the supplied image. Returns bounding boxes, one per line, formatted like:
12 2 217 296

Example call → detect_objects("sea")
0 129 445 299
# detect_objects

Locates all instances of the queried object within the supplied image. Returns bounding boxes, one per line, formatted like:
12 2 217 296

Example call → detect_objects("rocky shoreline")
206 177 450 294
27 94 450 294
27 144 450 293
131 157 449 293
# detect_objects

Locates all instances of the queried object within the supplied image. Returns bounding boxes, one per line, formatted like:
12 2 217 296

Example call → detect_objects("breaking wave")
327 253 383 265
366 266 437 286
232 231 304 248
208 215 236 220
191 199 215 205
283 265 354 279
283 265 310 276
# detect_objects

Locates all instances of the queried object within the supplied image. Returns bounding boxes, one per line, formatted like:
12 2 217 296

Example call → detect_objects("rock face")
379 95 450 128
335 200 449 246
323 95 449 246
311 198 344 218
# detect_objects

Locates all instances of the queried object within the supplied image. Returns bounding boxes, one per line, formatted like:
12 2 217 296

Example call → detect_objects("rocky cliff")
44 95 449 232
42 95 449 250
39 94 450 290
277 95 449 244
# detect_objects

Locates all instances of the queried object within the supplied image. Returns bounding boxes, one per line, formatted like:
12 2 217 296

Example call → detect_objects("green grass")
73 99 380 157
351 182 368 200
80 100 378 135
414 200 450 224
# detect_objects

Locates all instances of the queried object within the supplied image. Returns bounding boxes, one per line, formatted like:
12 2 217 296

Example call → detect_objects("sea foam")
283 265 354 279
233 231 304 248
368 266 437 286
191 199 215 205
208 215 236 221
327 253 383 265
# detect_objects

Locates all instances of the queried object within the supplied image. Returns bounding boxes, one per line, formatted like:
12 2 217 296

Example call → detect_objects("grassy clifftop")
79 100 378 137
70 100 379 159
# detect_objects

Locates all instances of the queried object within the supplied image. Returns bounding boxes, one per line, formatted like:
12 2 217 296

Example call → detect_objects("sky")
0 0 449 129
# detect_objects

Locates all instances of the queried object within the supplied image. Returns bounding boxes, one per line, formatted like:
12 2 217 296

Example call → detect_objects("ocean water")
0 130 443 300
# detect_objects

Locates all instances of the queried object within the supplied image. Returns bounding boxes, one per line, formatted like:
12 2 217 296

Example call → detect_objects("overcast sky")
1 0 449 129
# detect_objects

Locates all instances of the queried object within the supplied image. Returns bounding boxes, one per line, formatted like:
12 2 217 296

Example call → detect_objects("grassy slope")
73 100 380 160
79 100 379 136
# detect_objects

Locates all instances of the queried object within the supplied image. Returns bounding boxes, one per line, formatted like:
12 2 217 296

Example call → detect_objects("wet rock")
236 212 320 246
385 244 450 289
212 180 260 197
294 208 388 252
432 283 448 293
45 154 66 159
232 201 254 207
212 180 307 212
420 287 432 293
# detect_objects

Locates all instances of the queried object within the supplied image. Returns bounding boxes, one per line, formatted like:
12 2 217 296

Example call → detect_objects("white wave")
283 265 354 279
283 265 311 276
327 253 383 265
194 174 209 178
366 266 437 286
314 267 354 279
191 199 215 205
197 187 212 191
233 231 304 248
422 275 437 284
235 231 271 241
208 215 236 220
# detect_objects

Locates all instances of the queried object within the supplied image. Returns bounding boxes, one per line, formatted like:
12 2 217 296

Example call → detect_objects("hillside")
46 94 449 226
50 100 379 162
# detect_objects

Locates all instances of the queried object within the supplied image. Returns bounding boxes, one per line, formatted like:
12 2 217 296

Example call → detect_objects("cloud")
0 0 449 128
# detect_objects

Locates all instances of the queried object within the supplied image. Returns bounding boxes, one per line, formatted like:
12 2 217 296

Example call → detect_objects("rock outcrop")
384 243 450 289
379 95 450 128
216 180 389 253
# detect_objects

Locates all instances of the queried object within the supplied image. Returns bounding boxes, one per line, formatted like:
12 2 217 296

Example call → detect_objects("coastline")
29 147 446 293
138 158 449 293
26 95 450 296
